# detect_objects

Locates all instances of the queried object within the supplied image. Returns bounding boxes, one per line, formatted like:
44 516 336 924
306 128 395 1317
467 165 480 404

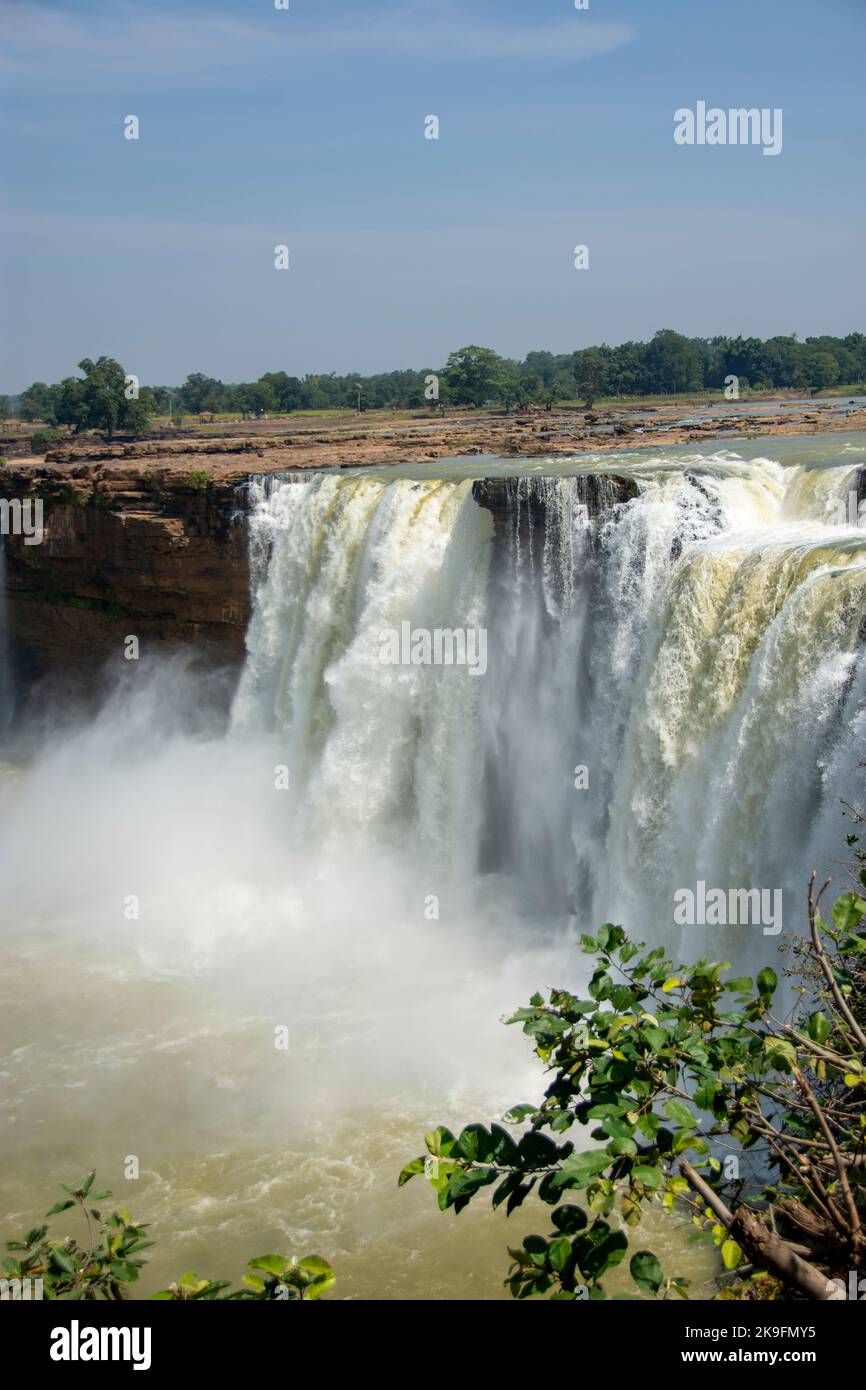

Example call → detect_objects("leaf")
45 1201 76 1217
721 1239 743 1270
756 967 777 996
523 1013 569 1039
631 1165 664 1188
425 1126 458 1159
300 1259 335 1300
630 1249 663 1294
517 1130 562 1167
489 1123 522 1165
521 1234 549 1268
49 1249 76 1275
397 1157 425 1187
538 1171 563 1205
502 1104 536 1124
551 1150 609 1189
457 1125 493 1162
579 1227 628 1279
807 1011 831 1045
664 1099 697 1130
608 1137 638 1157
446 1166 497 1210
548 1237 572 1273
833 892 866 935
248 1255 290 1278
551 1205 588 1234
506 1181 535 1216
661 977 683 993
763 1036 796 1071
297 1256 333 1280
492 1172 523 1210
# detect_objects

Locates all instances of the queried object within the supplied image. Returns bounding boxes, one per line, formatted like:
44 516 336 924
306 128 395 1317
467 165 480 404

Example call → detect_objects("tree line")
4 330 865 434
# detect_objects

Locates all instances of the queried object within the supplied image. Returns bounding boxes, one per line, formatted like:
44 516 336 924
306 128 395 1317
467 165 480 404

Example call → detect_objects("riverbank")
4 393 866 487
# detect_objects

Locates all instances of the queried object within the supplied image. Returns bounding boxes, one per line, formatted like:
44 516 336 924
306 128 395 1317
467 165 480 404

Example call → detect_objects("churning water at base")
1 435 865 1298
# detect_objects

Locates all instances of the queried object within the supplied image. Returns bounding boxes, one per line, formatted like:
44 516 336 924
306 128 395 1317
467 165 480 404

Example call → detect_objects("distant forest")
5 330 865 424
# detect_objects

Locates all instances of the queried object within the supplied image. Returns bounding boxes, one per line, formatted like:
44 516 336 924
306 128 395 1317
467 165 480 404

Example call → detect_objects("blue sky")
1 0 864 390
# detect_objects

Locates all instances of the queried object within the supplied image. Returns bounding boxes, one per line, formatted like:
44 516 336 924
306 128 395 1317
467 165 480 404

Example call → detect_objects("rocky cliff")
2 462 250 698
3 403 863 703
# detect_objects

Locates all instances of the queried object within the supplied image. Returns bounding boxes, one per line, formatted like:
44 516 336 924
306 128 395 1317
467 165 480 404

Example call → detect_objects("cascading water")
1 434 865 1298
231 443 866 950
232 473 492 879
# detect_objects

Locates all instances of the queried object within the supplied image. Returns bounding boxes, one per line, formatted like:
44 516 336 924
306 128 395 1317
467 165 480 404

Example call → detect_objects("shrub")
2 1172 334 1301
31 427 62 454
402 857 866 1300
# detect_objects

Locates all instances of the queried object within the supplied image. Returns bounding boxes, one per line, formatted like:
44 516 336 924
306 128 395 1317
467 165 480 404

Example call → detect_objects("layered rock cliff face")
2 463 250 698
2 463 644 703
2 403 860 705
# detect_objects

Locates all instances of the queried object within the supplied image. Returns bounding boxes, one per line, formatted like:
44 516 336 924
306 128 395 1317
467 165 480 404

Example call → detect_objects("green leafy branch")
402 875 866 1300
2 1174 334 1302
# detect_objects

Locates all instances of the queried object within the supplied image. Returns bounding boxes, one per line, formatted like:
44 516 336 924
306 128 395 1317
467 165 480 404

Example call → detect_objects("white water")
233 444 866 945
1 436 864 1298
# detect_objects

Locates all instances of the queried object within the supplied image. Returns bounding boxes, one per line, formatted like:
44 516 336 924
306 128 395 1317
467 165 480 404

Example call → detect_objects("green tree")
573 347 609 407
233 381 277 416
804 351 841 393
19 381 58 424
54 376 87 431
178 373 224 415
74 357 150 437
643 329 703 394
258 371 304 413
403 865 866 1300
444 346 507 407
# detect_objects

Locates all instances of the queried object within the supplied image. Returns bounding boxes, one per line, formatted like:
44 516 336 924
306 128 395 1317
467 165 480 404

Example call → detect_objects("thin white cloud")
0 1 635 85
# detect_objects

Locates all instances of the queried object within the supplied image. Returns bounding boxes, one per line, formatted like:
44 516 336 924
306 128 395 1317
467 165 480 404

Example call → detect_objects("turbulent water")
1 433 865 1298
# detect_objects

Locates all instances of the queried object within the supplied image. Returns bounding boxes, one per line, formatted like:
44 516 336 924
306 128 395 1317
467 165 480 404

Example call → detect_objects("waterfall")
232 445 866 946
2 435 865 1299
231 474 493 879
